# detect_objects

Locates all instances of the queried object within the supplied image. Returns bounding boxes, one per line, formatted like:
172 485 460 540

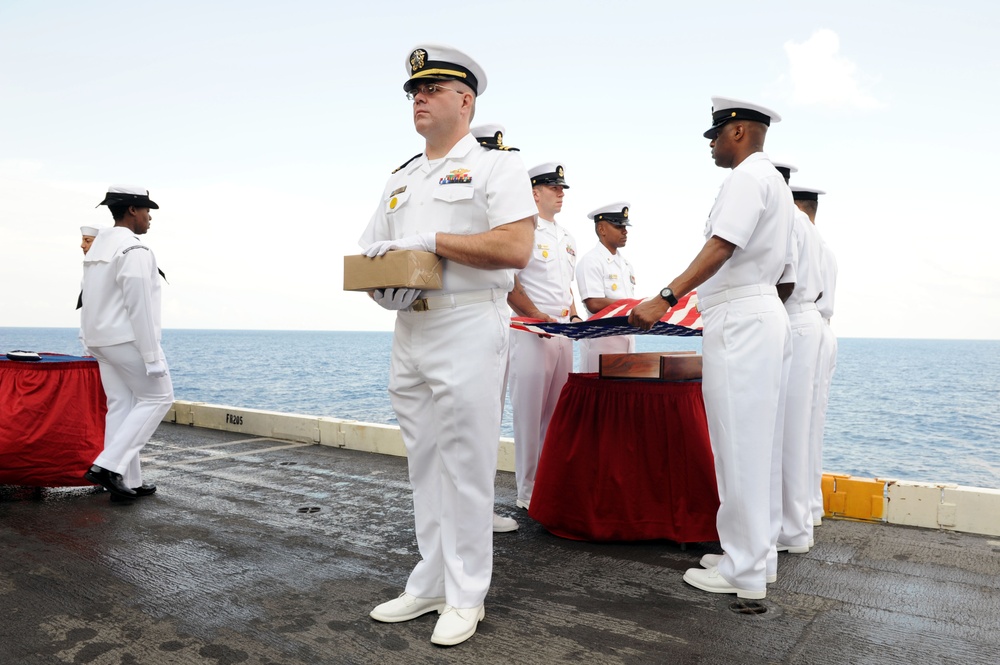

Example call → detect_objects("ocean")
2 327 998 490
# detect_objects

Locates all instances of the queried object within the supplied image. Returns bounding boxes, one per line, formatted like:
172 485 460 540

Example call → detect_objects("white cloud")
784 29 884 109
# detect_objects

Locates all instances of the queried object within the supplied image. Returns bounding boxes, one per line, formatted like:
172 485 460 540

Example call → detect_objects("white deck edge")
164 401 1000 538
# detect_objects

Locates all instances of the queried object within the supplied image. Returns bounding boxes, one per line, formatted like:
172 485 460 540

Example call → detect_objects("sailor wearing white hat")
507 162 579 512
629 96 795 599
576 202 637 372
774 168 825 557
361 44 536 646
791 185 836 529
81 186 173 503
80 225 101 255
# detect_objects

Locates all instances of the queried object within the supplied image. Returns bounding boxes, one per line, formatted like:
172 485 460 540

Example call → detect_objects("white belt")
785 302 819 314
698 284 778 311
409 288 504 312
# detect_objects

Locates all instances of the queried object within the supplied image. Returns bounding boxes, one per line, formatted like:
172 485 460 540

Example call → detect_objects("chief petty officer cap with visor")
96 185 158 209
703 96 782 139
471 123 519 151
528 162 570 188
770 159 798 184
404 43 487 97
790 185 826 201
588 202 632 227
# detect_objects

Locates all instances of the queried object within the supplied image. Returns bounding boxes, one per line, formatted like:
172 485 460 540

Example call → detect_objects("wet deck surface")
3 422 1000 665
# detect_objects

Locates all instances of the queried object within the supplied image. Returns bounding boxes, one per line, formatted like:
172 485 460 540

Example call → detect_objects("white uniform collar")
410 133 479 174
84 226 140 264
595 241 620 261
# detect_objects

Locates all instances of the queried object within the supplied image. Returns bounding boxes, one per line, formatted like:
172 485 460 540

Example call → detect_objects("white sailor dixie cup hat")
80 225 101 237
528 162 570 188
404 43 487 97
588 201 631 226
96 185 159 209
471 123 519 151
790 186 826 201
703 96 782 139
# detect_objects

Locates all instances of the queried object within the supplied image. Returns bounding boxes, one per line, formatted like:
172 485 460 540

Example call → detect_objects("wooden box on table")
599 351 702 381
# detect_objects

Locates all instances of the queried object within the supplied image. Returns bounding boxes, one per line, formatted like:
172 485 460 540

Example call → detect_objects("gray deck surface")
2 422 999 665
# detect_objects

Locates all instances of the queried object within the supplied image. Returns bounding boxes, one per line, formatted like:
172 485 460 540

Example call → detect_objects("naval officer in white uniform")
792 185 837 528
81 186 173 502
507 162 580 510
575 202 636 373
629 97 794 599
360 44 536 646
774 166 824 556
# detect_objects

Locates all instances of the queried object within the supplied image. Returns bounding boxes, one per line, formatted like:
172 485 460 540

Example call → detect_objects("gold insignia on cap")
623 207 629 218
410 49 427 73
557 165 564 178
496 131 503 145
730 111 737 117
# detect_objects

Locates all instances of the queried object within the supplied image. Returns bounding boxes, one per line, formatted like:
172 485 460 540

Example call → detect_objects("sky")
2 0 998 339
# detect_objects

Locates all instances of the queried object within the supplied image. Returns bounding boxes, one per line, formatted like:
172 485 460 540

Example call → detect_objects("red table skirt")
529 373 720 543
0 354 107 487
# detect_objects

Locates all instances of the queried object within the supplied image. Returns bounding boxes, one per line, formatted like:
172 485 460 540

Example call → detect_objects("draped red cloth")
529 373 720 543
0 354 107 487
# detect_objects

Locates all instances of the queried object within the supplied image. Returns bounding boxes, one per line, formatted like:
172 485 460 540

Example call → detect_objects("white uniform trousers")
389 299 507 609
810 322 838 521
578 335 635 373
90 341 174 488
508 330 573 504
701 294 791 592
776 310 822 548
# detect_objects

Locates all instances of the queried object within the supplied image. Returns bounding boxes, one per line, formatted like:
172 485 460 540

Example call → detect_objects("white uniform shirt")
80 226 163 363
816 237 838 321
359 133 537 295
700 152 795 299
576 242 635 306
778 209 824 307
515 217 577 318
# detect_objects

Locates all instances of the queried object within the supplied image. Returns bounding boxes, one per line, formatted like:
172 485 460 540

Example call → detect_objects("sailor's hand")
363 233 437 258
373 288 422 310
627 297 669 331
144 360 168 378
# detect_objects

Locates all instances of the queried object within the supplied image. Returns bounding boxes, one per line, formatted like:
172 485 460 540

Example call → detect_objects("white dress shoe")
492 513 518 533
515 499 530 510
776 542 810 554
813 516 823 527
699 554 775 583
370 593 445 623
430 605 485 646
808 537 815 548
683 567 766 600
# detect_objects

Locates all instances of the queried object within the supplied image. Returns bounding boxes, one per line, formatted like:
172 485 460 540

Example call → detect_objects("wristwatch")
659 287 678 307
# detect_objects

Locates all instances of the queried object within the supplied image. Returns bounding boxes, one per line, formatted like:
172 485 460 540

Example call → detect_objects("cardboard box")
343 250 443 291
599 351 702 381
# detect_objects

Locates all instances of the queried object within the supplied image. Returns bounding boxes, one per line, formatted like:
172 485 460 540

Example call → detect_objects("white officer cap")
528 162 570 188
404 43 487 96
587 201 631 226
770 159 798 183
704 96 782 139
80 226 101 237
96 185 159 209
790 186 826 201
471 123 519 151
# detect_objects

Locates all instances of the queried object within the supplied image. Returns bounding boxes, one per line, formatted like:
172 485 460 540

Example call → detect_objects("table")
0 354 106 487
529 373 720 543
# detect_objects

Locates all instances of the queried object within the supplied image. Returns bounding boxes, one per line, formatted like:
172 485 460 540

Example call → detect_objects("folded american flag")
511 292 703 339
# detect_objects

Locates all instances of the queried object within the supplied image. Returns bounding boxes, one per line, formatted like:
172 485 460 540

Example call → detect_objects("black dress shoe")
83 466 136 498
132 483 156 496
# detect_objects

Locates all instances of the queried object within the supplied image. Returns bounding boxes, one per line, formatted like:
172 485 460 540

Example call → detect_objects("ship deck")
2 422 999 664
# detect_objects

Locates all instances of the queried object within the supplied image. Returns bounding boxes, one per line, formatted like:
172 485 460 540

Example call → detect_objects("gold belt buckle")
411 298 430 312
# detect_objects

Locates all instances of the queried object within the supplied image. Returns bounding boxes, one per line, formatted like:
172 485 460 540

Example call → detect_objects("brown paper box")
343 250 443 291
599 351 702 381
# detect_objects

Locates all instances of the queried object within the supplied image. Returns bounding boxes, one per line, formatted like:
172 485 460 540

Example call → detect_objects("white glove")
363 232 437 258
144 360 168 378
372 288 422 310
